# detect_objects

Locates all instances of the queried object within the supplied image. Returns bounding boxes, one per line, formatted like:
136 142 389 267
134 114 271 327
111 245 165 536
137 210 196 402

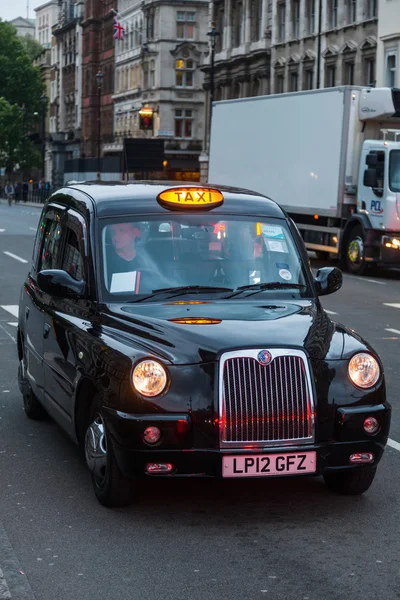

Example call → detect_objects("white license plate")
222 451 317 478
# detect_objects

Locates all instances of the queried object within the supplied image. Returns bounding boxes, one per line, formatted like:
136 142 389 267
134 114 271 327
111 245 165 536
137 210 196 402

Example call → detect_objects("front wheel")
84 409 135 507
344 225 367 275
323 466 377 495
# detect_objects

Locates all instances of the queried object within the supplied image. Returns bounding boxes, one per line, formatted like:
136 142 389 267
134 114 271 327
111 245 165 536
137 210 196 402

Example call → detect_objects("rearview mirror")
314 267 342 297
37 269 87 299
363 168 378 188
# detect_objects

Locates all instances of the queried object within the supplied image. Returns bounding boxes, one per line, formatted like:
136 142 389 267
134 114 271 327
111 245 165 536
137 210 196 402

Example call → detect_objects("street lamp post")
96 70 104 171
206 23 220 151
40 94 47 180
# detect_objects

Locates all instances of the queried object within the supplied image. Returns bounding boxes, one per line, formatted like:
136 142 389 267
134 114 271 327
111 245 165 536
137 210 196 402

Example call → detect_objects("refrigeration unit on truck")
208 86 400 275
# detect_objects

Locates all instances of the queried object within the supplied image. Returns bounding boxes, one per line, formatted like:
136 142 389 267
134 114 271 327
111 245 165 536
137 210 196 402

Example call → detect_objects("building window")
252 78 261 96
175 109 193 138
276 73 285 93
326 64 336 87
176 11 196 40
251 0 263 42
304 68 314 89
306 0 315 34
385 52 397 87
232 0 244 47
364 57 375 86
150 59 155 87
147 9 155 40
366 0 377 18
233 82 241 98
215 2 224 51
143 62 149 88
329 0 338 27
290 71 299 91
347 0 356 23
292 0 300 38
175 58 194 87
278 3 286 42
345 61 355 84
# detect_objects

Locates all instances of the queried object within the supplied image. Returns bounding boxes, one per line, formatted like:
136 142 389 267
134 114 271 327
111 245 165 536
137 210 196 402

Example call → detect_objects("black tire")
343 225 367 275
18 360 47 420
84 401 135 508
323 466 377 495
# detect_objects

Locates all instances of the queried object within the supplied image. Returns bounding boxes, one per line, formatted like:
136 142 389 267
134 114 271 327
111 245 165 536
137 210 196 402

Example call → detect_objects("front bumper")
104 404 391 481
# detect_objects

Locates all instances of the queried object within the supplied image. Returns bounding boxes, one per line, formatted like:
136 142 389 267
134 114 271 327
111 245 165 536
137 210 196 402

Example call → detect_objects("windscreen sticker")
267 240 287 253
261 225 285 240
279 269 292 281
249 270 261 285
276 263 290 270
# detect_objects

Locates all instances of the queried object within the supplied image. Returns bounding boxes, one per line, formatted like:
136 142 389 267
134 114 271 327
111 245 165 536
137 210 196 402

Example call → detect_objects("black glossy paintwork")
18 182 392 480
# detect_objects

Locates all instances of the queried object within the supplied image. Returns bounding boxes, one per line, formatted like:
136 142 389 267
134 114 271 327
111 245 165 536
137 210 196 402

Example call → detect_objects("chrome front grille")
219 349 314 447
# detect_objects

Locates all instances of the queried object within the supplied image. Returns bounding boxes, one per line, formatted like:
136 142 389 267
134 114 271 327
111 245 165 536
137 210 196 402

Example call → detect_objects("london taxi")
17 182 391 507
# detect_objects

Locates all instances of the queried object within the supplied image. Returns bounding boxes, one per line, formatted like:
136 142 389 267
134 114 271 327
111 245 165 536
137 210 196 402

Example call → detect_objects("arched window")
175 58 194 87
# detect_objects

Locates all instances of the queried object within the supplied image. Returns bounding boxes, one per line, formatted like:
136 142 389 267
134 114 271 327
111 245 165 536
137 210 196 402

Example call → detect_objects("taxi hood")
101 299 348 363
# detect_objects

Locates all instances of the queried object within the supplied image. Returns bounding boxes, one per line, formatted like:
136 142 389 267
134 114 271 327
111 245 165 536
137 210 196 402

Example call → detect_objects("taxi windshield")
99 215 311 300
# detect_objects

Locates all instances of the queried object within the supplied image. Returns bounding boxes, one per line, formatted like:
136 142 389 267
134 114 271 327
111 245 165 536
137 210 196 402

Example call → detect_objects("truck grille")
219 350 314 447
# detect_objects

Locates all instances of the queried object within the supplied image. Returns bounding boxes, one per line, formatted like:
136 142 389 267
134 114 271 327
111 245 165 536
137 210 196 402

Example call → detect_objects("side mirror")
366 153 378 167
314 267 342 297
363 168 378 188
37 269 87 299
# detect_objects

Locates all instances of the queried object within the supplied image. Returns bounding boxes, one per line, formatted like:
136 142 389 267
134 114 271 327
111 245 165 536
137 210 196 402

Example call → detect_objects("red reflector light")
146 463 173 474
143 426 161 445
363 417 380 435
349 453 374 464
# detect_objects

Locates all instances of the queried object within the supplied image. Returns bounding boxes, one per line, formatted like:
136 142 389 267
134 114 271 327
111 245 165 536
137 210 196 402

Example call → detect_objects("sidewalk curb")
0 524 36 599
0 199 44 209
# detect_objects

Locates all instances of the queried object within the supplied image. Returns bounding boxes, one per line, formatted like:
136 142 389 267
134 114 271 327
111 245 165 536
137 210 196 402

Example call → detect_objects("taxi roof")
63 181 286 219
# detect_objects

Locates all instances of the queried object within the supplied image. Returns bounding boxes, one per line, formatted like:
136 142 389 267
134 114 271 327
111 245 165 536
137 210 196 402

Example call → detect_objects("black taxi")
18 182 391 507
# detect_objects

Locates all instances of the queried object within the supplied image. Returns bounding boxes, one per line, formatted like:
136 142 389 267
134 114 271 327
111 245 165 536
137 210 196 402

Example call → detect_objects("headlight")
132 359 168 397
348 353 380 389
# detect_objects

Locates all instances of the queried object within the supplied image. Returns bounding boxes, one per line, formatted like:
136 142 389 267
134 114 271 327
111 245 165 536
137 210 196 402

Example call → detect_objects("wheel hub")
84 414 107 481
348 237 364 264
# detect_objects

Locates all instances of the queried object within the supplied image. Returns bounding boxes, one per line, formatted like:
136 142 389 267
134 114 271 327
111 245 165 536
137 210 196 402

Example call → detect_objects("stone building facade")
376 0 400 88
34 1 59 49
81 0 117 159
102 0 209 180
203 0 378 99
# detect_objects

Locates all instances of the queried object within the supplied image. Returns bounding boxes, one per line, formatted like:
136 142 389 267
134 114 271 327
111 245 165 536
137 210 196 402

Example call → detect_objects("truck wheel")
18 360 47 420
84 406 135 508
345 225 366 275
323 466 376 495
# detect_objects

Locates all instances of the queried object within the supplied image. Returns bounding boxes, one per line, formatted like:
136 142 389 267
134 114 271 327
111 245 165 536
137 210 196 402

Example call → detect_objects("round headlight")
348 353 380 389
133 360 167 397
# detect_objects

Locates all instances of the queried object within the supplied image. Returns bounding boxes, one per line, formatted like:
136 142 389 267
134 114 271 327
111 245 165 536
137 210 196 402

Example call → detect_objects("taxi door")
21 206 66 403
42 210 90 432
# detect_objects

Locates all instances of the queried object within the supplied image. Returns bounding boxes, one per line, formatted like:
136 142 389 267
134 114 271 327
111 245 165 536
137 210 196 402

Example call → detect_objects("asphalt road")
0 200 399 600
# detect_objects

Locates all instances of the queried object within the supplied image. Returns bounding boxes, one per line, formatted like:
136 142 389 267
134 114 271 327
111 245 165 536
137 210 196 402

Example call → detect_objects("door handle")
43 323 51 339
25 307 30 320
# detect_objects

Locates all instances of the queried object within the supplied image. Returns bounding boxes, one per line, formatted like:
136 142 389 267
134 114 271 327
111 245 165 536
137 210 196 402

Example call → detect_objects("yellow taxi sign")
157 187 224 210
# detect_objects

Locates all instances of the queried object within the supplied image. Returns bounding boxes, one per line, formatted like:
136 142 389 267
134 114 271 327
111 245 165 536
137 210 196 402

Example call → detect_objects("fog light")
363 416 380 435
349 453 374 464
143 426 161 445
146 463 173 474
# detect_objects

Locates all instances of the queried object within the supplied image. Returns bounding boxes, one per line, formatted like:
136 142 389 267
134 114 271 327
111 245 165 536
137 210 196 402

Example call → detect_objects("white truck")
208 86 400 274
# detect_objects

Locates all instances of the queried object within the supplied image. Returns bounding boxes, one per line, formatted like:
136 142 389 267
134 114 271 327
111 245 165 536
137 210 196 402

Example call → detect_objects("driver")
108 222 142 273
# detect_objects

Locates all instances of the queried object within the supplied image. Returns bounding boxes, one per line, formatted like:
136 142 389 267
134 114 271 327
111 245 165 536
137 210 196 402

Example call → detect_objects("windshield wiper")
131 285 233 303
226 282 307 299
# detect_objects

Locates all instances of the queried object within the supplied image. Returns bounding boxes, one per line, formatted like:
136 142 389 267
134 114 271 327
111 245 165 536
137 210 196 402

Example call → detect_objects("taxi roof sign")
157 187 224 210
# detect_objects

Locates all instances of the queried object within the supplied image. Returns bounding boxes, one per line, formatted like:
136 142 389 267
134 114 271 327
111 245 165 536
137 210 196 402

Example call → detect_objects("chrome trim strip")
218 348 315 449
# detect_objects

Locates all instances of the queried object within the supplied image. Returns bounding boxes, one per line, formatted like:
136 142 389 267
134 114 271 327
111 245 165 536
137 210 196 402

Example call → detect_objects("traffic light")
139 106 154 131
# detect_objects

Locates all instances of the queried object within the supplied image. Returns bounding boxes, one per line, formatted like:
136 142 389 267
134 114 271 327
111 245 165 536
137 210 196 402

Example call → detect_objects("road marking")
385 328 400 335
324 309 338 315
0 567 11 599
364 279 386 285
29 227 36 231
384 303 400 309
0 229 5 233
388 438 400 452
7 323 18 327
3 251 28 264
1 306 19 319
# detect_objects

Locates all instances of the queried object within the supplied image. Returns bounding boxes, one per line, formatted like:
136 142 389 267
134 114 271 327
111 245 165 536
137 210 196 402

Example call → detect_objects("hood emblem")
257 350 272 366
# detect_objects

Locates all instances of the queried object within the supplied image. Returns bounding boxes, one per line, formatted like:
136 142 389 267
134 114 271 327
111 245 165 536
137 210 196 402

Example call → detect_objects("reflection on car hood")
100 299 353 364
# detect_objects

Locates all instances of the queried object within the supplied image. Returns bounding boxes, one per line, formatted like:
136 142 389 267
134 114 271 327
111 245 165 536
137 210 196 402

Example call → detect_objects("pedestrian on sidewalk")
4 181 15 206
22 181 28 203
